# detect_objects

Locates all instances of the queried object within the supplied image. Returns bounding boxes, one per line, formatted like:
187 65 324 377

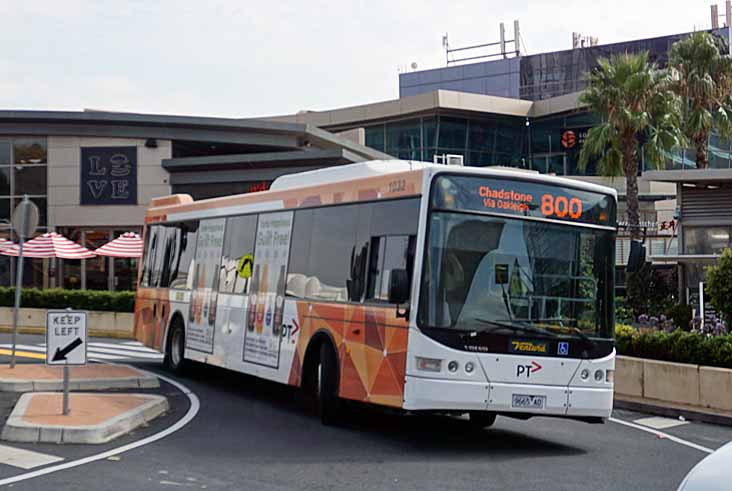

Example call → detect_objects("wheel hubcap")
171 329 182 366
316 363 323 399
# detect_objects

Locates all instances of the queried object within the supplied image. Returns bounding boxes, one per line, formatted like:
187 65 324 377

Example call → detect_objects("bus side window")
367 235 415 302
141 225 161 288
219 214 258 294
159 225 179 288
169 220 199 290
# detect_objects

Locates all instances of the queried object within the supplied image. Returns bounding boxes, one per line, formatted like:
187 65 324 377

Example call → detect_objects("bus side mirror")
388 269 410 305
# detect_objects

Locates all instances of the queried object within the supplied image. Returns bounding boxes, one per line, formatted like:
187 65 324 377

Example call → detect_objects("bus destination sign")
431 175 615 227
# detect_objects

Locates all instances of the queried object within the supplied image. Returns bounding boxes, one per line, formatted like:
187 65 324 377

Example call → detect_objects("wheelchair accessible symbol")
558 342 569 356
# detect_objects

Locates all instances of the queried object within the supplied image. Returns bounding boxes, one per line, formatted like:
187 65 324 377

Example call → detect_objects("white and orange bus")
135 160 617 426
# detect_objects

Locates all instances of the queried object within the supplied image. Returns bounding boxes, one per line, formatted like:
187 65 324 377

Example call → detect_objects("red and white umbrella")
2 232 96 259
94 232 143 258
0 238 15 252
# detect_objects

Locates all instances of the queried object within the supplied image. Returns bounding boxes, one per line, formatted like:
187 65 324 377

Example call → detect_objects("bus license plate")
512 394 546 409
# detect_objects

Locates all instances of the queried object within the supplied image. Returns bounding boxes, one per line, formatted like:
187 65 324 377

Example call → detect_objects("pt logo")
516 361 543 378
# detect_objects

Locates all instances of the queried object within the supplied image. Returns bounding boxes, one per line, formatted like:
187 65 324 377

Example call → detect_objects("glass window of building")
13 139 47 164
0 138 48 243
438 117 467 155
84 230 111 291
386 119 421 160
684 227 732 255
14 165 46 196
364 125 386 153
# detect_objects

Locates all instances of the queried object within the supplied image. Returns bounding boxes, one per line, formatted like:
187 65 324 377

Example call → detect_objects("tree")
579 51 684 241
670 31 732 169
706 248 732 326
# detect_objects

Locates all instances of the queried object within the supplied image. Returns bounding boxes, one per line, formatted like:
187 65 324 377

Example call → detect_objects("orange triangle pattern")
285 302 409 408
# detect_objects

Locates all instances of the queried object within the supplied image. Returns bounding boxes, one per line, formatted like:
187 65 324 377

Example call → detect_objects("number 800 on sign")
540 194 582 220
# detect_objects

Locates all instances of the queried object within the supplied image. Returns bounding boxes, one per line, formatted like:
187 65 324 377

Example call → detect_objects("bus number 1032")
540 194 582 220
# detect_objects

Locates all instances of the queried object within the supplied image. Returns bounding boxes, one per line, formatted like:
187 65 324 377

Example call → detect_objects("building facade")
0 111 386 291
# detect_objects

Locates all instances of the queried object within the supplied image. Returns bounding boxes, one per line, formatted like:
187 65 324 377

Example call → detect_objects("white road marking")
610 417 713 454
0 369 200 486
0 343 162 361
87 353 127 360
84 346 162 359
634 416 689 430
88 342 161 354
0 444 63 469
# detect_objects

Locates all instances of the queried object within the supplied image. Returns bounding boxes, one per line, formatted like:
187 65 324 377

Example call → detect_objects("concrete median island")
1 392 168 444
615 355 732 424
0 363 159 392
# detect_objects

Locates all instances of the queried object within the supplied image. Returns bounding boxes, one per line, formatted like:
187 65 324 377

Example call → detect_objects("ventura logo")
510 340 548 354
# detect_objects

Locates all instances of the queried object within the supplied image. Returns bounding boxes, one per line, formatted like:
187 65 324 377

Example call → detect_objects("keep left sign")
47 310 87 365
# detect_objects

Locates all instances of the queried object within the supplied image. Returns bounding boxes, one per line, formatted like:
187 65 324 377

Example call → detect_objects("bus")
135 160 617 426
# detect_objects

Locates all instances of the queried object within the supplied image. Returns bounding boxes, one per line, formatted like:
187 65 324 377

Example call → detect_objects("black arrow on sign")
52 338 83 362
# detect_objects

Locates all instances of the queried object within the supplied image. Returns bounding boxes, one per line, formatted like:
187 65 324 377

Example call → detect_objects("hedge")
615 324 732 369
0 288 134 313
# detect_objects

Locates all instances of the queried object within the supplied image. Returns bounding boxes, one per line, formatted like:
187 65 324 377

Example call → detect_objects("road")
0 333 728 490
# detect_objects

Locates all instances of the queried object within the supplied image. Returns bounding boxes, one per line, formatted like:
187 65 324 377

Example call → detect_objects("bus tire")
164 319 188 374
317 342 342 426
468 411 497 429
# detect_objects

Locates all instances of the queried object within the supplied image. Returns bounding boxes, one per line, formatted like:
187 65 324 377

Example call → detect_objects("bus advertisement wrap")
188 218 226 353
244 211 294 368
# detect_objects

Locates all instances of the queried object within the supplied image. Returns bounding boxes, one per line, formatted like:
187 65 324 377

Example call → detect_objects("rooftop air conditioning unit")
433 153 464 166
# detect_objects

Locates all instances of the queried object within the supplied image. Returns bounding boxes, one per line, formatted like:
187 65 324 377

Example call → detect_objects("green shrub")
615 297 634 324
0 288 134 312
706 248 732 325
614 324 636 355
614 324 732 369
666 303 693 331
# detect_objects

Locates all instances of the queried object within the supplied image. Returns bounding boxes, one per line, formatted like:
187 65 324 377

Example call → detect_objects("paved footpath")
0 333 727 489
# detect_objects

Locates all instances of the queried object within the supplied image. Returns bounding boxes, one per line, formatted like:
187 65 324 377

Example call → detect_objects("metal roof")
0 110 389 161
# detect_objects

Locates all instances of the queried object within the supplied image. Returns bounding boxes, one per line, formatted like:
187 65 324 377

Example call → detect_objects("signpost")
47 310 87 415
10 196 39 369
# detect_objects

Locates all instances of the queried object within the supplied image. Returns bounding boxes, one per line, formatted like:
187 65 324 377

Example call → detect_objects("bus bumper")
403 375 613 418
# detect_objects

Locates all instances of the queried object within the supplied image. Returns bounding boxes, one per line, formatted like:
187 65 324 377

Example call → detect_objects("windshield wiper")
564 326 597 348
469 318 558 339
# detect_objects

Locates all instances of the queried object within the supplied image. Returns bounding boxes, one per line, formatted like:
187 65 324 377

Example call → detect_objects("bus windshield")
417 211 615 339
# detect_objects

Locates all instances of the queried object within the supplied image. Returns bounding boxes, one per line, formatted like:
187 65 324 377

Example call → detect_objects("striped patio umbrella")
2 232 96 259
0 238 15 252
94 232 143 258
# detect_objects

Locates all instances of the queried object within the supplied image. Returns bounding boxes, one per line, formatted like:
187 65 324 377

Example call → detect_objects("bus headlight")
580 368 590 380
416 357 442 372
447 360 459 373
594 369 604 382
465 362 475 374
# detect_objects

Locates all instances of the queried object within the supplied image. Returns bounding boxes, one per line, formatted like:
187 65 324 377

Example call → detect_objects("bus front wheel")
468 411 497 429
164 320 188 374
316 343 342 425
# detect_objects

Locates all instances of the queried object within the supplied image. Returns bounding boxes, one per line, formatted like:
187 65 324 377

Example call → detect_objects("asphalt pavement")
0 332 727 490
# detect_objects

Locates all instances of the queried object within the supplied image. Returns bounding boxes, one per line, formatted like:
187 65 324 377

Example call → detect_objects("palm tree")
669 31 732 169
579 51 684 241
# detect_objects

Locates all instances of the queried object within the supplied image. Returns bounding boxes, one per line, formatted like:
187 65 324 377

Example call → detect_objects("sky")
0 0 714 118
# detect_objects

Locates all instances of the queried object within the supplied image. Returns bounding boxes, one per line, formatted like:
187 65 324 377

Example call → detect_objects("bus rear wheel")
316 343 342 425
164 320 188 374
468 411 497 429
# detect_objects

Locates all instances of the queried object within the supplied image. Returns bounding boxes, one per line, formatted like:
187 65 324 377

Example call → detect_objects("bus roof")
146 160 617 223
